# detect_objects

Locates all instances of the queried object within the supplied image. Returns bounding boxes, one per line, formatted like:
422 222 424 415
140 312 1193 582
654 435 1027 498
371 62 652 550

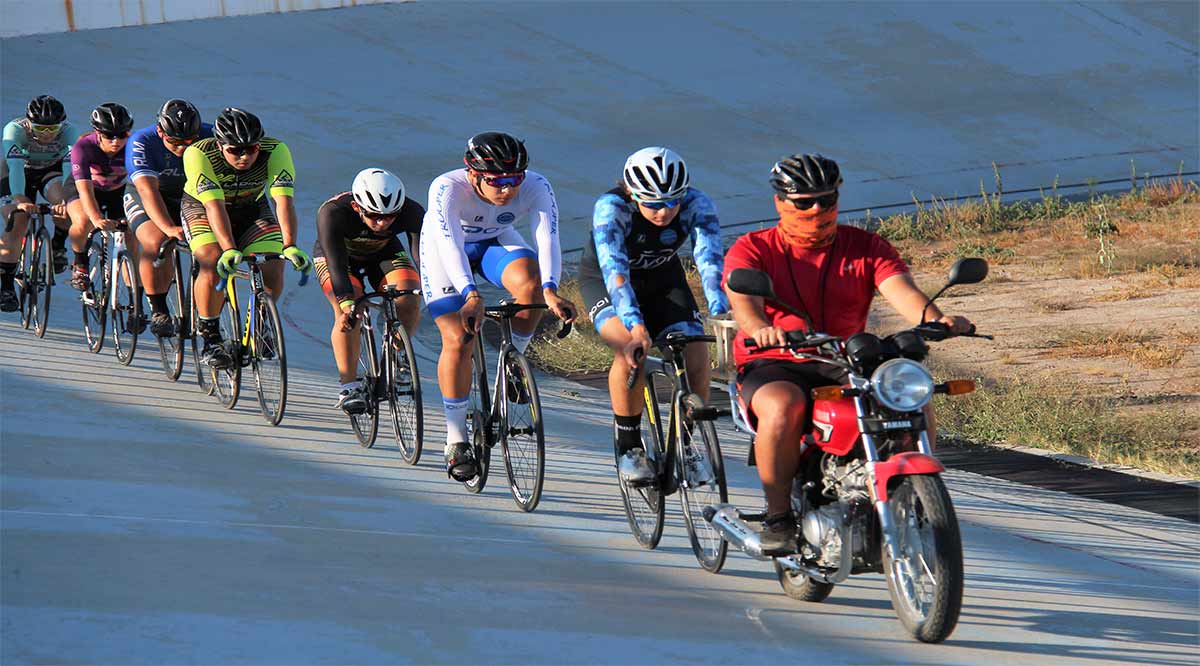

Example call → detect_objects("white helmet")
622 147 690 201
352 168 405 214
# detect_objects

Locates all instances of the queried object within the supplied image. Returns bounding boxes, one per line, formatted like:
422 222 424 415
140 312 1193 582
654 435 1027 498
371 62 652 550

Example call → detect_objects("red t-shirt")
722 225 909 367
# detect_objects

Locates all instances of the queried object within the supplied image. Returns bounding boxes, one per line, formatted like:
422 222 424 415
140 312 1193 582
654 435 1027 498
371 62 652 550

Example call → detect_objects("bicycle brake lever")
625 347 645 390
297 270 310 287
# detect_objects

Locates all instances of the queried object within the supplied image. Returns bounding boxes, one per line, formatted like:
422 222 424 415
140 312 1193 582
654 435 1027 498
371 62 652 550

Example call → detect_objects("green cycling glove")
282 245 312 273
217 248 244 279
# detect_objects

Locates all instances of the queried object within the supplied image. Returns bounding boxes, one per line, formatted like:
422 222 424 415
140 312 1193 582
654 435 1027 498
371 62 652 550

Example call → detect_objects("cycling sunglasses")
631 192 682 210
163 135 198 147
31 123 62 135
100 131 130 141
785 190 839 210
482 173 525 188
361 210 397 222
223 143 260 157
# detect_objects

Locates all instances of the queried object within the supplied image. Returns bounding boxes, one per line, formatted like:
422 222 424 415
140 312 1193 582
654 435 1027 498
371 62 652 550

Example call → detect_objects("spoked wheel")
463 342 491 494
386 323 423 464
676 393 729 573
157 256 186 380
81 235 108 353
31 231 53 338
16 231 34 330
617 439 666 550
212 297 242 410
499 350 545 512
883 474 964 644
350 321 380 447
189 274 216 396
110 252 141 366
250 296 287 425
775 560 835 602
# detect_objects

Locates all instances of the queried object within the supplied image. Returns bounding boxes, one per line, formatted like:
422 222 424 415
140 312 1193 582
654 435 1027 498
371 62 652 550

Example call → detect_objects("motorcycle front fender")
872 452 945 502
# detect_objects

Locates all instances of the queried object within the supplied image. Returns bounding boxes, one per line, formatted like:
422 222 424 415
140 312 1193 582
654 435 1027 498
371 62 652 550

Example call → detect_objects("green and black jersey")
183 137 295 206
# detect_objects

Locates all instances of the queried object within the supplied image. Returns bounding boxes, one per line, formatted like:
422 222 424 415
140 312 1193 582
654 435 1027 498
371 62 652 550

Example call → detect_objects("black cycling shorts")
63 178 126 219
578 255 703 339
1 160 65 202
737 359 847 429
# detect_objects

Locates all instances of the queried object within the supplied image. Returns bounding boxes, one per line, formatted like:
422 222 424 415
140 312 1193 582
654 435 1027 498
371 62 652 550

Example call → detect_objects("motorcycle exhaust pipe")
704 504 773 561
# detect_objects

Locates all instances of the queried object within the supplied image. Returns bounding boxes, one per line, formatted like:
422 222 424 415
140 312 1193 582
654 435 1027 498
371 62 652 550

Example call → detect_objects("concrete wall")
0 0 401 37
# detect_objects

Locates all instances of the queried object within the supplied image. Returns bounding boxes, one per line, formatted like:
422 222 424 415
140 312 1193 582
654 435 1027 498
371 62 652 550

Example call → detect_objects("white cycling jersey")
422 168 561 294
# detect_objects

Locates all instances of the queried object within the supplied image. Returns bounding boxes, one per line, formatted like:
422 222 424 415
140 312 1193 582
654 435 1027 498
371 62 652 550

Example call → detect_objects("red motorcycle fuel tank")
809 396 859 455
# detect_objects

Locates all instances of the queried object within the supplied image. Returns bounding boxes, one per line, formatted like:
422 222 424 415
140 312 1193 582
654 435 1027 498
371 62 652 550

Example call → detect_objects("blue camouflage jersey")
587 186 729 329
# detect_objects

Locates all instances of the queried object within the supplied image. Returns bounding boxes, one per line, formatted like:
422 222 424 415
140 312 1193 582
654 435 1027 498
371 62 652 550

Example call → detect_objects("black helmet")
213 107 264 146
90 102 134 134
770 154 842 195
464 132 528 173
157 99 201 140
26 95 66 125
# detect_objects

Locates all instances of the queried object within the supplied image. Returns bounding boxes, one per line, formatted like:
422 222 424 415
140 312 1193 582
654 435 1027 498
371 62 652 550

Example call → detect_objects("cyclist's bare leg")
66 197 96 265
599 316 644 417
381 268 421 332
683 341 712 404
434 311 474 399
499 256 545 337
135 221 172 296
0 197 30 263
323 283 364 384
192 241 223 318
261 258 284 301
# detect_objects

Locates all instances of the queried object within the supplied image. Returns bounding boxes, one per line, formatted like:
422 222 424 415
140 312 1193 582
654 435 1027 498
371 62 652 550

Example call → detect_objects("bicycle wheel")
111 251 140 366
499 350 545 512
386 322 423 464
463 340 491 494
250 294 287 424
17 230 34 330
189 272 216 396
677 393 729 573
617 375 666 549
81 235 108 353
32 230 52 339
212 292 242 410
350 321 380 447
158 255 186 380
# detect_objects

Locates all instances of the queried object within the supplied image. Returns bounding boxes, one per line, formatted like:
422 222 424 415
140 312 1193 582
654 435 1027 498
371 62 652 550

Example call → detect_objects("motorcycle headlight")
870 359 934 412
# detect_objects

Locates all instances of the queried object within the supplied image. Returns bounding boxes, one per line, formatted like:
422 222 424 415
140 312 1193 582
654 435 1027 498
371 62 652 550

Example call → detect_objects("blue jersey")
587 186 729 329
126 122 213 199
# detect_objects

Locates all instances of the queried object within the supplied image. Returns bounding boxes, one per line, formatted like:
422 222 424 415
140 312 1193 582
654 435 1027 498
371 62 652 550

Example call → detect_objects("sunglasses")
785 191 839 210
163 135 197 147
223 143 260 157
631 192 682 210
481 173 525 188
99 131 130 141
31 123 62 135
362 210 397 222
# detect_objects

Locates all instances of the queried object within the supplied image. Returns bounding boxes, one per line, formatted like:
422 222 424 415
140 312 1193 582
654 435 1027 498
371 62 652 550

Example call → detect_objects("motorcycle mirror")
947 257 989 286
727 268 777 299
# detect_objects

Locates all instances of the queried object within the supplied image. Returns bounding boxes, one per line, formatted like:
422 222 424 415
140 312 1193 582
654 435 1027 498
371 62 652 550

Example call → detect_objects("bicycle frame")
222 256 268 357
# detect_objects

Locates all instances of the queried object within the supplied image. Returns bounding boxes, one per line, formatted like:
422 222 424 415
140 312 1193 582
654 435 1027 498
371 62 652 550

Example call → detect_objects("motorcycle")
706 257 991 643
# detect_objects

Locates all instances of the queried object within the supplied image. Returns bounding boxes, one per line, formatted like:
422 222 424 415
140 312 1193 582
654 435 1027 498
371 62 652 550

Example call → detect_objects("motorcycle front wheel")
882 474 963 643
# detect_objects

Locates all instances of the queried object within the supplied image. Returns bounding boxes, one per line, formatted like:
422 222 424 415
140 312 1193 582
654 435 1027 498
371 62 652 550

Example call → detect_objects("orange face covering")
775 197 838 249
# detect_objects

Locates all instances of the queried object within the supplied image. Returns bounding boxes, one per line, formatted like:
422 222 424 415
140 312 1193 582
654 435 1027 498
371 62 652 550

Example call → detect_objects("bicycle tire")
17 230 34 330
251 295 288 425
350 321 380 447
157 253 186 380
617 374 667 549
677 393 729 573
81 234 108 353
212 287 241 410
111 252 140 366
386 322 423 465
32 230 52 339
463 340 491 494
190 272 216 396
499 350 545 512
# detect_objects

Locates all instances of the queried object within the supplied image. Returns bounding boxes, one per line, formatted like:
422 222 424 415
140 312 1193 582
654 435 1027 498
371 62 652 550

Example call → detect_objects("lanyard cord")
782 232 836 332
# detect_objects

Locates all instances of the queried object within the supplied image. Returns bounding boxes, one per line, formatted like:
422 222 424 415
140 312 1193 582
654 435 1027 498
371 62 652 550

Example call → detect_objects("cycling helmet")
464 132 528 173
770 154 842 195
157 98 201 140
623 146 690 201
352 168 406 215
26 95 66 125
90 102 134 134
213 107 264 146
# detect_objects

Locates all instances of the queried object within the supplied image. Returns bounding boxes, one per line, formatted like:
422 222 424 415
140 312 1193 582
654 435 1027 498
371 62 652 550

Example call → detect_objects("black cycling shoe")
200 339 233 370
52 245 69 274
445 441 478 481
149 312 176 338
70 266 91 292
759 512 799 556
128 313 148 335
0 289 18 313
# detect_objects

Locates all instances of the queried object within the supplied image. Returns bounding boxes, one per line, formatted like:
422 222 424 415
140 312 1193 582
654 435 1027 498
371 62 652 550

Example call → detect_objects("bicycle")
462 301 571 512
152 238 191 381
80 220 141 364
6 204 55 338
211 253 307 425
348 285 424 462
619 332 730 572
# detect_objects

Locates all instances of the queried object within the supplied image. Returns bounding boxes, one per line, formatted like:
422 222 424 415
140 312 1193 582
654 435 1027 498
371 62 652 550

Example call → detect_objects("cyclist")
315 168 424 414
421 131 575 481
66 103 135 297
181 107 310 370
0 95 80 311
723 153 973 555
579 146 729 484
124 99 213 338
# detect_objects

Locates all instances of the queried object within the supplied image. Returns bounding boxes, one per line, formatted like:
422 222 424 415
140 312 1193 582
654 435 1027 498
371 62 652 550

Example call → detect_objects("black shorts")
737 359 847 428
313 236 418 299
123 187 182 231
1 160 65 201
578 255 703 339
63 178 126 219
179 195 283 253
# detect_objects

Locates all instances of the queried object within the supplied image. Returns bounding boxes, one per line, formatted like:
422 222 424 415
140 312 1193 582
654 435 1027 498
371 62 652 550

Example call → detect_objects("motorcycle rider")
723 153 973 555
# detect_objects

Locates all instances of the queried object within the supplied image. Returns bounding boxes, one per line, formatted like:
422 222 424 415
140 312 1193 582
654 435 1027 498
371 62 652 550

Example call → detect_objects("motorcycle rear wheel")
774 560 835 602
882 474 963 643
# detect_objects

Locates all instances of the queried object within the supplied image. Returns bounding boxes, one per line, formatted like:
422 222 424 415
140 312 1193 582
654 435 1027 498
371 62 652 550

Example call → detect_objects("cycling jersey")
314 191 424 303
182 137 295 205
70 131 128 192
423 168 560 297
2 118 81 198
126 123 214 201
584 186 728 330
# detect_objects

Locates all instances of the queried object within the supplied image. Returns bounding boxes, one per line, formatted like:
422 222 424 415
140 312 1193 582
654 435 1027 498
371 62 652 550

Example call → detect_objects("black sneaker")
200 339 233 370
149 312 176 338
0 288 18 313
444 441 478 481
760 512 798 556
52 245 69 274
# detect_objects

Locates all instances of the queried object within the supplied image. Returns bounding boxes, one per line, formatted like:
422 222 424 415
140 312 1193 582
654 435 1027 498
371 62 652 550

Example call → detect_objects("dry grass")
1093 283 1156 302
1032 298 1075 312
1042 328 1186 369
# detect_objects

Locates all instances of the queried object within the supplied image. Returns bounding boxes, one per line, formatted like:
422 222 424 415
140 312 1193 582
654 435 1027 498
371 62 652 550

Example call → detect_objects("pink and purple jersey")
71 131 128 192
